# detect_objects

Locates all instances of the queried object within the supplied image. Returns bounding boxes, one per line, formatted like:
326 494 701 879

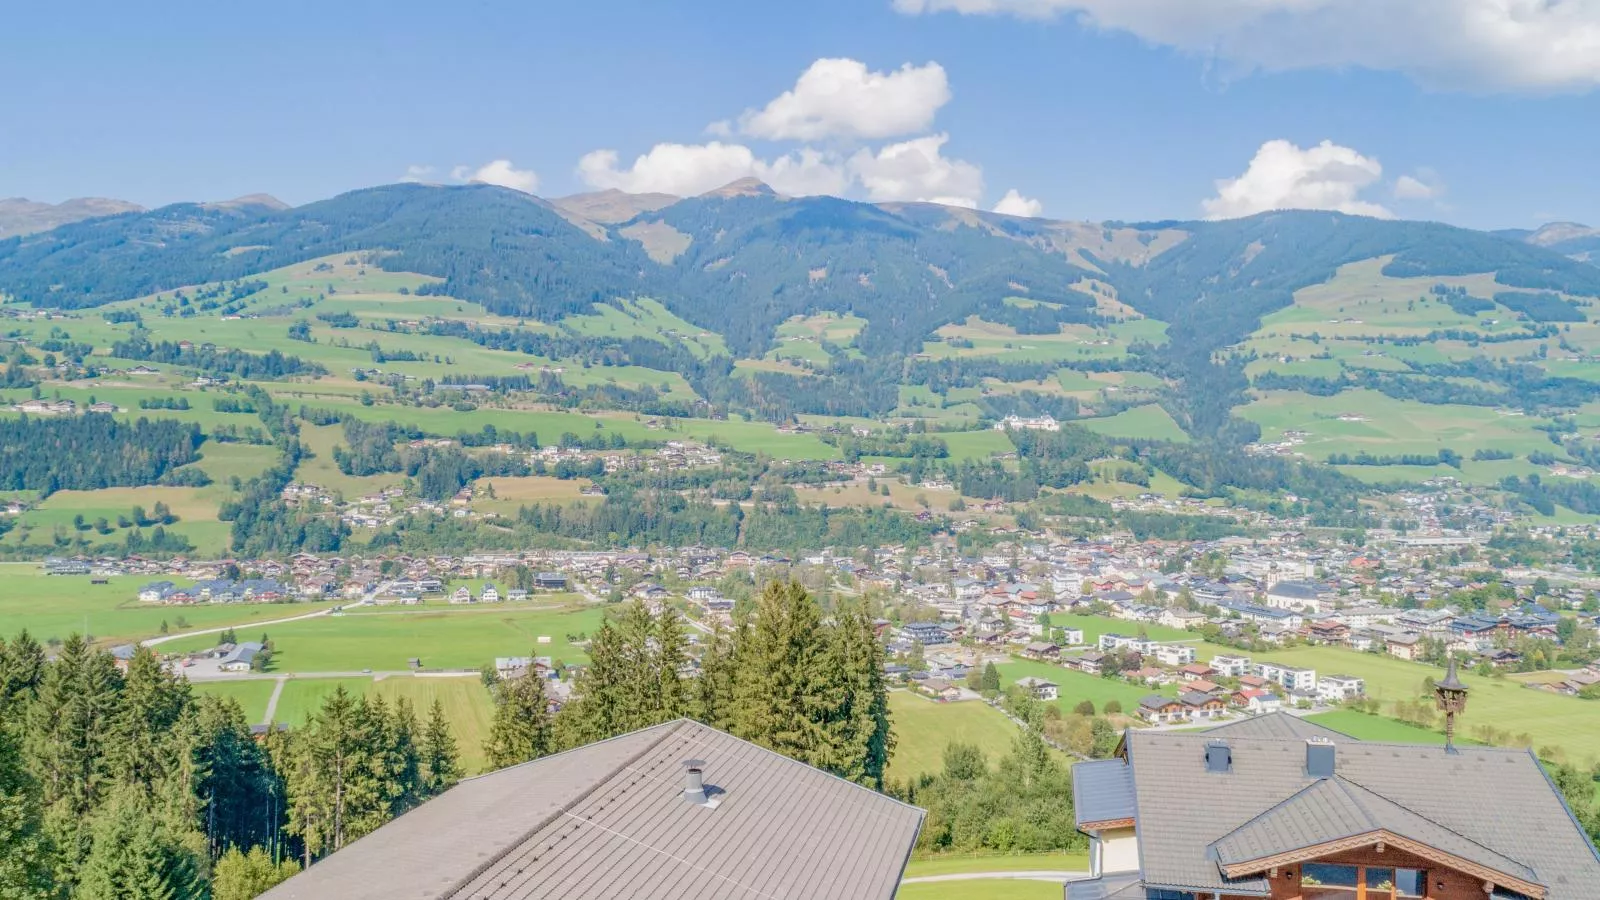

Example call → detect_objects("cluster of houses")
11 397 117 415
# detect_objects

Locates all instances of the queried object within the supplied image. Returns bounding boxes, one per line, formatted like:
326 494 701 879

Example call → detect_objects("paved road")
900 871 1087 884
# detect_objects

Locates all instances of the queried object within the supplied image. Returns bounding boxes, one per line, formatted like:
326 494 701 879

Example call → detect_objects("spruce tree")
0 724 52 899
211 846 300 900
185 695 282 859
76 786 200 900
108 646 191 793
0 630 45 713
24 634 123 886
694 624 737 730
729 581 833 769
823 601 894 789
483 674 551 770
284 686 387 863
385 698 424 816
420 699 460 795
552 619 626 748
655 607 690 722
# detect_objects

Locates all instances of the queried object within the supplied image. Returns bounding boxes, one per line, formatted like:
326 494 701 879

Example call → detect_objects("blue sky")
4 0 1597 229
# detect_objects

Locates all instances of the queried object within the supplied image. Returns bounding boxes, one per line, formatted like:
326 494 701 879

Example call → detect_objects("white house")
1210 654 1252 678
480 583 501 603
1158 609 1207 631
1254 662 1317 693
1264 580 1325 613
1151 643 1197 667
994 414 1060 432
1016 676 1059 701
1317 674 1366 703
1058 628 1086 646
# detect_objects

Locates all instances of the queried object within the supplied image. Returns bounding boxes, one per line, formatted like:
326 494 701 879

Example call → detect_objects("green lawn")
157 605 606 673
1078 404 1189 442
190 678 278 724
270 677 371 726
0 565 339 645
887 692 1028 783
896 879 1063 899
995 657 1169 714
1305 709 1448 744
903 852 1088 878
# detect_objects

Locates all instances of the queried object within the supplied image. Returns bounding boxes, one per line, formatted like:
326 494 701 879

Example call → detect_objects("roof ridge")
441 719 687 899
1328 775 1381 830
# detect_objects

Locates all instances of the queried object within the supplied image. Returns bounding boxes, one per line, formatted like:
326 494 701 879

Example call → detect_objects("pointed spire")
1438 654 1467 692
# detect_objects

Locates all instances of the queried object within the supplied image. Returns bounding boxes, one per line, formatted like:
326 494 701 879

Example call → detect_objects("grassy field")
903 853 1088 878
1240 389 1556 463
995 657 1169 714
1305 709 1449 744
0 565 340 645
158 604 606 673
1077 405 1189 442
887 692 1028 783
896 880 1062 899
190 678 278 723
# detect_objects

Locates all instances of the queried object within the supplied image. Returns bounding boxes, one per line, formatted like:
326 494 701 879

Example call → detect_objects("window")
1396 868 1427 898
1302 863 1359 899
1300 864 1427 899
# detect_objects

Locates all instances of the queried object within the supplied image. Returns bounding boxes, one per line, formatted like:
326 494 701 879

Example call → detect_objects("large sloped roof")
1211 775 1538 885
1201 711 1351 741
1124 730 1600 898
260 719 924 900
1073 758 1136 827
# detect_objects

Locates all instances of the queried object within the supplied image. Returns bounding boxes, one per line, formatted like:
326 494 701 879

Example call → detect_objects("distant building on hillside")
994 414 1060 432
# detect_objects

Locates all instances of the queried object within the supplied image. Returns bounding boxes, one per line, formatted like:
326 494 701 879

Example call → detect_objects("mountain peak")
209 193 290 212
1528 221 1598 247
701 178 776 199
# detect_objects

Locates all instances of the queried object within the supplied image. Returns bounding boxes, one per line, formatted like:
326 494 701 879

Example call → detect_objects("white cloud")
400 164 435 183
1203 139 1393 220
847 134 984 207
993 188 1044 217
1394 168 1446 201
735 58 952 141
576 142 849 197
891 0 1600 92
455 159 540 193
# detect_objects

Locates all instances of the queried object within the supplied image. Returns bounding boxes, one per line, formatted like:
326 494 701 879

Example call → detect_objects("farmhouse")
1016 676 1059 701
1067 711 1600 899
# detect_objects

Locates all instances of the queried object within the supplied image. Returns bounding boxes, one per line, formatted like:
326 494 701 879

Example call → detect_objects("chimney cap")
684 758 706 771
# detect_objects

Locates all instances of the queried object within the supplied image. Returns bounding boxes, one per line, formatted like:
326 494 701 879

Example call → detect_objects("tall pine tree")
420 699 460 794
0 723 52 899
729 581 835 770
483 673 552 770
823 600 894 789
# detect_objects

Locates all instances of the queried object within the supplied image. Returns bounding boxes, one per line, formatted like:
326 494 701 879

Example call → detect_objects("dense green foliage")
0 414 201 496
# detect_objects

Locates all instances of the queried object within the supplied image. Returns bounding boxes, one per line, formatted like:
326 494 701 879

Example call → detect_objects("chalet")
1137 695 1186 724
506 588 529 603
1184 679 1221 695
479 583 501 603
1178 691 1227 720
1067 711 1600 900
1016 676 1059 701
1023 641 1060 660
533 572 568 590
1232 689 1283 714
1306 619 1350 644
1068 651 1107 675
1177 662 1216 682
449 586 473 604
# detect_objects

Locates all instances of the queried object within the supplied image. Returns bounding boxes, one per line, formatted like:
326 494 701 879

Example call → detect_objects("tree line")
0 632 462 900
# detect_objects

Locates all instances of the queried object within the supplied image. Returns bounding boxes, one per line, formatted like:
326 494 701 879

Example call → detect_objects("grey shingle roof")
260 719 924 900
1063 873 1143 899
1122 731 1600 898
1072 759 1136 826
1211 776 1538 883
1203 711 1351 741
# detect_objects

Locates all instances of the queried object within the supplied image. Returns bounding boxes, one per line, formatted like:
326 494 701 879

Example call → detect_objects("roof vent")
1205 740 1231 774
1305 738 1336 779
683 759 709 806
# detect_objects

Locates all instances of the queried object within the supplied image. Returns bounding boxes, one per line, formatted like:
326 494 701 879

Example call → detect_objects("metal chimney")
683 759 707 805
1305 738 1336 779
1204 740 1231 774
